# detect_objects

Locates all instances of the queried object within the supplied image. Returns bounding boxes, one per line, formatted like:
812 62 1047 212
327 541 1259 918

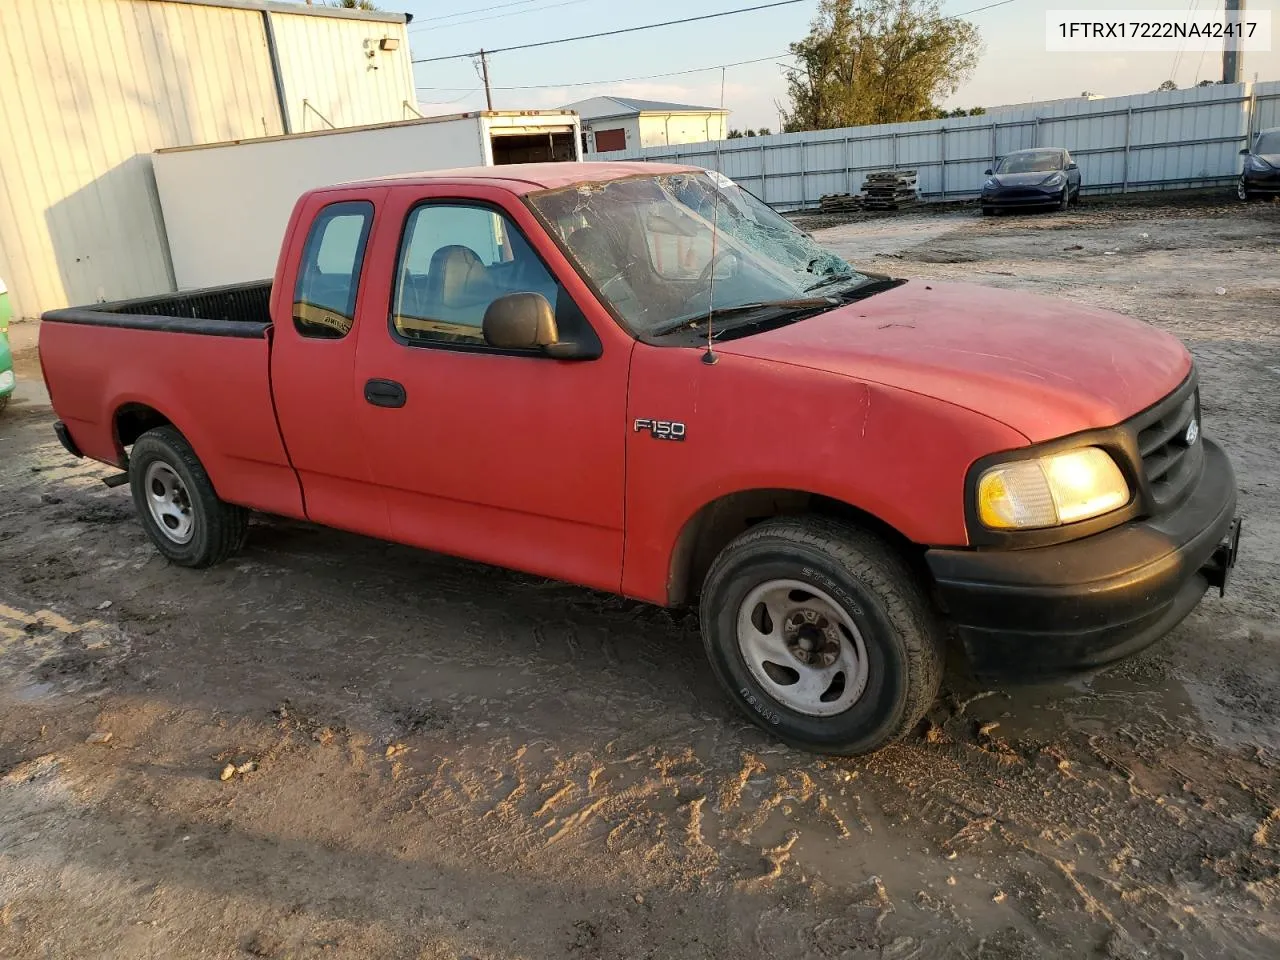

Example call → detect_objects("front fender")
619 348 1028 606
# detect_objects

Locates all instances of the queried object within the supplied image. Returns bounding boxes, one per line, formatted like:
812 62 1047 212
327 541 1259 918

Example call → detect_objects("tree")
1157 79 1178 92
728 129 744 138
781 0 982 132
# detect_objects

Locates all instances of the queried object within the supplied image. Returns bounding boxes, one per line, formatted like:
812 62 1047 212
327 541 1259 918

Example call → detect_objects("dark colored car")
1238 127 1280 201
980 148 1081 215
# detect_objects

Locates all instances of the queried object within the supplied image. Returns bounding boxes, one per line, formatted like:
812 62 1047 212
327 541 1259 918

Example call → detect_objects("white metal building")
566 97 729 154
0 0 416 322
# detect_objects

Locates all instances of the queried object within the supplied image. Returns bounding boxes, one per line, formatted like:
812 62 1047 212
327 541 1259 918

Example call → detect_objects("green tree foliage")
781 0 982 132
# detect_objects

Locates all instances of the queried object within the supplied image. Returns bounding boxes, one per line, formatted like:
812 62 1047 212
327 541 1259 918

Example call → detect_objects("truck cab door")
271 189 392 540
351 186 633 593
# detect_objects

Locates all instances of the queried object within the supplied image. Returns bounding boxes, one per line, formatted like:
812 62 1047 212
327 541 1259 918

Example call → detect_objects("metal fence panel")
592 83 1268 210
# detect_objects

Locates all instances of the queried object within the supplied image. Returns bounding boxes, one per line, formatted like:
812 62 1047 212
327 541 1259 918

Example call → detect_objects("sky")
402 0 1280 131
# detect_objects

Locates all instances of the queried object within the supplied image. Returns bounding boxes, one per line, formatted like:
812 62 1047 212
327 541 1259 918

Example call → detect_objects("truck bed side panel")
40 319 304 519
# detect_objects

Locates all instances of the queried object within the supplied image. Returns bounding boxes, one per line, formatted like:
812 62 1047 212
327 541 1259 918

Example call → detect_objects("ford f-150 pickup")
39 162 1242 754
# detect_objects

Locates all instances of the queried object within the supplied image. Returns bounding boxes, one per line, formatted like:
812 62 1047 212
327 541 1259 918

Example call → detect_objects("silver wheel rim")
144 462 195 545
735 579 870 717
1238 180 1248 200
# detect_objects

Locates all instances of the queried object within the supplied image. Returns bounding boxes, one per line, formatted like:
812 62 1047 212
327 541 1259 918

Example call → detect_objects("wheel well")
666 489 921 608
114 404 172 459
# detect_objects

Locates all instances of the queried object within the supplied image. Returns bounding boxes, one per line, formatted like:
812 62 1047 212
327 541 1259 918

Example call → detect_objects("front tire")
1237 178 1252 202
128 426 248 568
1058 188 1070 211
699 517 946 755
981 205 995 216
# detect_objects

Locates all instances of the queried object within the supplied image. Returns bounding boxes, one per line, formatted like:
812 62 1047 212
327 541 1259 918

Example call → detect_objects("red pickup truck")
40 162 1241 754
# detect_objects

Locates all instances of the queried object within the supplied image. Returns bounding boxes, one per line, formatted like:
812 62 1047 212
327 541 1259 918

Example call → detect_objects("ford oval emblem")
1185 419 1200 445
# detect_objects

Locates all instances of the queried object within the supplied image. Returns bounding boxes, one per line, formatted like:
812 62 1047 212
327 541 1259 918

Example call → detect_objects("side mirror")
1240 147 1250 155
1066 161 1079 170
482 292 595 359
984 168 993 176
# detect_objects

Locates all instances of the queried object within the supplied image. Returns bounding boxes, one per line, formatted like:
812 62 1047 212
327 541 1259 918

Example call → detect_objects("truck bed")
42 280 272 335
39 279 304 520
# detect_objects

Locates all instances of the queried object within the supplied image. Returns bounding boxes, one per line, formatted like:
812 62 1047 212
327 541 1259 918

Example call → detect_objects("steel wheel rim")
144 462 195 545
1237 180 1249 201
735 578 869 717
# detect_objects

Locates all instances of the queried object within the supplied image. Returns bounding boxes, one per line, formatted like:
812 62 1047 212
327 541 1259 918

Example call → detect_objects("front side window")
292 201 373 339
391 203 581 349
528 171 868 339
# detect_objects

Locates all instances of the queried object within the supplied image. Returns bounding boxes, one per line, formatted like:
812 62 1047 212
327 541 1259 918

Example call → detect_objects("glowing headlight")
977 447 1130 530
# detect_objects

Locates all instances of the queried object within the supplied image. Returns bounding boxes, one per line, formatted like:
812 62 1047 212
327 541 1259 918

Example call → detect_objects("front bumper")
927 438 1239 678
1242 169 1280 194
981 187 1065 208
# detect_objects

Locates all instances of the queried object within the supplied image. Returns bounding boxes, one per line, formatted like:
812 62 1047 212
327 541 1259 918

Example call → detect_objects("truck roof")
329 161 697 195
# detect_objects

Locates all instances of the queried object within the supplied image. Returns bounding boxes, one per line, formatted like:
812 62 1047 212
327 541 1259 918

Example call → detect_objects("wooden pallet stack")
818 193 863 213
860 170 919 210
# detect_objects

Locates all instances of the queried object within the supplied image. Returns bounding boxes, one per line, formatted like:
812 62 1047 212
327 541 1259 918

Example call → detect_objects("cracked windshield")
528 171 869 337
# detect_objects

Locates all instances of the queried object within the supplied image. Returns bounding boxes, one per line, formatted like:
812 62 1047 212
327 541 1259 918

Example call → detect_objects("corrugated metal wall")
271 11 415 133
595 82 1280 211
0 0 413 322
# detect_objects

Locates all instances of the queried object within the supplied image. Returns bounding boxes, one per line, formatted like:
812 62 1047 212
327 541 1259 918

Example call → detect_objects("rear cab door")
349 180 635 592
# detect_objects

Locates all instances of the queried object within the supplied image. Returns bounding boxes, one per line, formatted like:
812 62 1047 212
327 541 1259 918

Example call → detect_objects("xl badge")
1185 419 1200 445
634 419 686 441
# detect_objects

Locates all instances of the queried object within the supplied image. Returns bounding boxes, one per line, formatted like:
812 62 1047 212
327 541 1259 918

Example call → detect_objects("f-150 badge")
634 419 686 441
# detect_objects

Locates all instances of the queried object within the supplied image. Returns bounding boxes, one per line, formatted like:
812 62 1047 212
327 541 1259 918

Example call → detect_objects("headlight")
0 369 14 392
1246 155 1273 172
1041 172 1066 186
977 447 1130 530
983 178 998 189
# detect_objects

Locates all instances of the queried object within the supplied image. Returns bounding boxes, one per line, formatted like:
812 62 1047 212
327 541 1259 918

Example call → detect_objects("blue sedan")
981 148 1082 215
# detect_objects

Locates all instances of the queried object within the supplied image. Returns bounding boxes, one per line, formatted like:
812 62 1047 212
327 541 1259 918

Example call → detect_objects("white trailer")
153 111 581 290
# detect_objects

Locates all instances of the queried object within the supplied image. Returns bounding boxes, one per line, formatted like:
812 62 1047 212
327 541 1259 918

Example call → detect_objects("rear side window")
293 201 373 339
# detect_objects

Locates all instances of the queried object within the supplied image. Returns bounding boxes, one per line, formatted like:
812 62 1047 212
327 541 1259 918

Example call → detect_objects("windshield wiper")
804 271 859 293
649 297 837 337
836 276 906 301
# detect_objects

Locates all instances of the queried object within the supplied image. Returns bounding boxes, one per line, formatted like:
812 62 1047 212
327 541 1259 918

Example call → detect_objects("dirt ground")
1 196 1278 960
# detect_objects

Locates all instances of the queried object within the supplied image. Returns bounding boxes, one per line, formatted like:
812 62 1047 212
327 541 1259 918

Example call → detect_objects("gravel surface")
1 198 1277 960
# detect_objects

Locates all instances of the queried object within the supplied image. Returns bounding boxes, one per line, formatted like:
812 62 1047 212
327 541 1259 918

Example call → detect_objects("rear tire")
128 426 248 568
699 517 946 755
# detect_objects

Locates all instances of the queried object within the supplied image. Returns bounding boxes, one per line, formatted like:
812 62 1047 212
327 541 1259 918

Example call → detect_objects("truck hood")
716 281 1191 443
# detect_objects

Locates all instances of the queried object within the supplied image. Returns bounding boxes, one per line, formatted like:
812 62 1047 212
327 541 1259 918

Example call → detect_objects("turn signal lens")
977 447 1130 530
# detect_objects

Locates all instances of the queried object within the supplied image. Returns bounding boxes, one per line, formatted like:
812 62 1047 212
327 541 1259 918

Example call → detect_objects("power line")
412 0 591 32
411 0 1024 66
410 0 810 64
411 0 544 26
414 52 795 91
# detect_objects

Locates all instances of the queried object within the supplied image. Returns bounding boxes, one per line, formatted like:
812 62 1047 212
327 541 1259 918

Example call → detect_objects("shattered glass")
527 171 865 337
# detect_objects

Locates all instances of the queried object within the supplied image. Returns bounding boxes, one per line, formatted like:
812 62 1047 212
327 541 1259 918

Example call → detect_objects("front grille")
1135 385 1202 507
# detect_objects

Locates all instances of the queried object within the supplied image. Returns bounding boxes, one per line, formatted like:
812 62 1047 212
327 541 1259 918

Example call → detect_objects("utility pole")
1222 0 1243 85
480 49 493 111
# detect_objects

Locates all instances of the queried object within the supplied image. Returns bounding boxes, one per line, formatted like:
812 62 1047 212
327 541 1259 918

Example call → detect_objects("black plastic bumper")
53 420 83 459
927 439 1239 678
982 190 1063 207
1242 172 1280 194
